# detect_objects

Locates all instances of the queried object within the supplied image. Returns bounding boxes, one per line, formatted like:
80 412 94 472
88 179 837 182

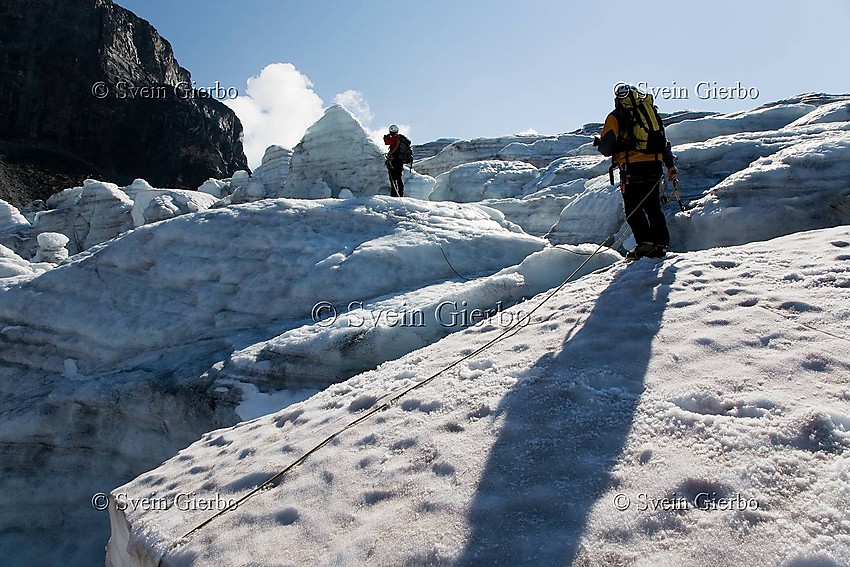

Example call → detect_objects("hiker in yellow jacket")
596 83 679 259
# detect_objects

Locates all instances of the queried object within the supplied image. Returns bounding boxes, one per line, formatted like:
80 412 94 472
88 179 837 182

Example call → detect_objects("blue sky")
118 0 849 164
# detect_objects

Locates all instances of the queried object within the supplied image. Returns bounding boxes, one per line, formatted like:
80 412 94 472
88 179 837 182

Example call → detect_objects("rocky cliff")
0 0 248 207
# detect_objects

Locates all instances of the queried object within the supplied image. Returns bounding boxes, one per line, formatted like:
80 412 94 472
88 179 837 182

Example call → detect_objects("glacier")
0 92 849 566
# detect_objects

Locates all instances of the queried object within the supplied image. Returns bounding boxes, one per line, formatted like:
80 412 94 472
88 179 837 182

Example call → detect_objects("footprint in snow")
274 408 305 428
675 477 729 510
467 404 491 420
226 472 271 493
432 462 456 476
418 400 442 413
778 301 822 313
398 399 446 418
672 394 776 418
348 394 378 412
358 433 379 446
274 507 299 525
801 355 830 372
391 438 417 451
361 490 394 506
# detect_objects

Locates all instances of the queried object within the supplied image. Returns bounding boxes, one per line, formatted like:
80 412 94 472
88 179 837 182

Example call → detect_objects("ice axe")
661 179 686 212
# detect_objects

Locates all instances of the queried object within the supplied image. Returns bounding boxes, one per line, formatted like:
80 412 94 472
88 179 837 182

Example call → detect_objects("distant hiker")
383 124 413 197
595 83 679 259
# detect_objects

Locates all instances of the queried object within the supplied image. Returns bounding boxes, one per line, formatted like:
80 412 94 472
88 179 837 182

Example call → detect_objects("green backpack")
617 88 667 156
396 134 414 165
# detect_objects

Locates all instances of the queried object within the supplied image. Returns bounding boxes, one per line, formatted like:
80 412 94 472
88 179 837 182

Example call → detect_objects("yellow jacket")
597 110 675 168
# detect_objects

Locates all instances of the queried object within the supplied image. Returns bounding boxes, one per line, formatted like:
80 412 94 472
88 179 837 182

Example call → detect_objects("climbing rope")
389 164 473 281
155 175 665 565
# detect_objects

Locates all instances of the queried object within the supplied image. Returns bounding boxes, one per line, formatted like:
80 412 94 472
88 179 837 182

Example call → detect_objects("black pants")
621 161 668 247
388 159 404 197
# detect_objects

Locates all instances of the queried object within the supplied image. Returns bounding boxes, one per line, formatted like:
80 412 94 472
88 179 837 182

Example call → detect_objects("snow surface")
197 178 229 199
221 146 294 204
32 179 134 255
787 99 850 128
216 244 620 394
496 134 594 168
131 189 218 228
107 226 850 567
2 93 850 567
252 145 292 197
546 177 626 247
0 195 548 565
521 155 610 196
430 160 539 202
482 180 588 238
413 133 589 177
32 231 71 263
284 105 436 199
0 198 30 232
428 100 850 254
0 243 35 278
0 197 545 375
1 179 227 264
664 103 815 146
672 126 850 250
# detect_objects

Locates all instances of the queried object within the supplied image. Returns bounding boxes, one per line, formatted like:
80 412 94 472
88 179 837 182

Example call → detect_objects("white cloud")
226 63 411 168
332 91 413 151
225 63 324 169
518 128 539 135
333 90 374 126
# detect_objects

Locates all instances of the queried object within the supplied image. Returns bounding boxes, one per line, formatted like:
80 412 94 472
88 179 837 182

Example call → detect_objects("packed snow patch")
430 160 539 202
217 244 620 391
0 197 545 374
675 129 850 250
665 103 815 145
107 226 850 567
0 199 30 232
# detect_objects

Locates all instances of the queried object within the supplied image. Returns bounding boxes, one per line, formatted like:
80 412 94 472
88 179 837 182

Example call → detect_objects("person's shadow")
455 261 677 566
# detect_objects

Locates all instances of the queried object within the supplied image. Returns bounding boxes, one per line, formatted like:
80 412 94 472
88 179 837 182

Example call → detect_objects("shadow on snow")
455 261 677 566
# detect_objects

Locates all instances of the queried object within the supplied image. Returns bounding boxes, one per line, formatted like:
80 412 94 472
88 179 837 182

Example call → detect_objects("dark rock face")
0 0 248 207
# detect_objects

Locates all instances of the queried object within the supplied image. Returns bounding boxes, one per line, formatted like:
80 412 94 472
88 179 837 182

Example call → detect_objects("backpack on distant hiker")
617 88 667 157
396 134 414 165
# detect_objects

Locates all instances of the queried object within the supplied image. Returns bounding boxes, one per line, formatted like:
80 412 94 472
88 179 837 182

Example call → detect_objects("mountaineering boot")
626 242 656 260
646 244 668 258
